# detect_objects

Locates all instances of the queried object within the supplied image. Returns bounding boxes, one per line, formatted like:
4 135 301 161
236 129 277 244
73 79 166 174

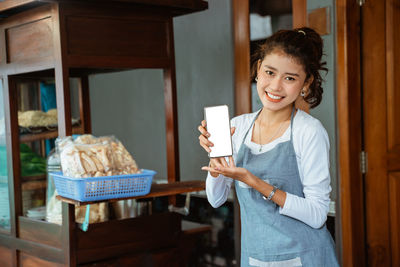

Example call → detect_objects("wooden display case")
0 0 208 266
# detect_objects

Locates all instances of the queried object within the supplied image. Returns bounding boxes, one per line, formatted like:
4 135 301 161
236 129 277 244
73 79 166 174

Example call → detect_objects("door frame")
232 0 367 266
336 0 366 266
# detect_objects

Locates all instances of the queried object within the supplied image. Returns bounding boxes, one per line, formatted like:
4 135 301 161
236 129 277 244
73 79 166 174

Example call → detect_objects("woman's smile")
265 91 284 102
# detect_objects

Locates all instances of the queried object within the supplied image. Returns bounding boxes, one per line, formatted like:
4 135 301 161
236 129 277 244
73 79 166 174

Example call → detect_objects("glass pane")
17 81 47 221
0 79 11 232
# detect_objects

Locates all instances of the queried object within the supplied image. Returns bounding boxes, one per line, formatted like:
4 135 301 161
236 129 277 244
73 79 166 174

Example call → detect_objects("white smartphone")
204 105 233 158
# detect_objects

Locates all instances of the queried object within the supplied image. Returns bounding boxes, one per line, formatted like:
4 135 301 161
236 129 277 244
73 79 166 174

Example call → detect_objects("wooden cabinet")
0 1 208 266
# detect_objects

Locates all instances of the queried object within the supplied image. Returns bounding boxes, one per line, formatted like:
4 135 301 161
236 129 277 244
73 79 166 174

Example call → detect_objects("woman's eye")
285 76 296 81
265 70 274 76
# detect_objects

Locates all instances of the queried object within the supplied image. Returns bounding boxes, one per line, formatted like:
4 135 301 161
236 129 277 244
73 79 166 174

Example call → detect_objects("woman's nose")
269 76 281 91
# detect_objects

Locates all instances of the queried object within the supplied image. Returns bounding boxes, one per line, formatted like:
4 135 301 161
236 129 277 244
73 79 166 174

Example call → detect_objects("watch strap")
263 186 278 201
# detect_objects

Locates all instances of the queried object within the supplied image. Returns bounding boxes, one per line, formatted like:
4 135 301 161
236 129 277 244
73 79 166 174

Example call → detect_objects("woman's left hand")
201 157 249 183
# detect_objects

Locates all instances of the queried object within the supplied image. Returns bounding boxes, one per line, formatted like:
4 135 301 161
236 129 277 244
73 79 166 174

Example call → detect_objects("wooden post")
3 75 22 267
164 18 180 205
78 76 91 134
292 0 307 28
52 3 76 266
232 0 251 116
336 0 365 266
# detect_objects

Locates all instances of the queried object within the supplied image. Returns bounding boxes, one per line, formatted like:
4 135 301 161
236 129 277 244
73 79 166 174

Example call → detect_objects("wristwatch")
263 186 278 201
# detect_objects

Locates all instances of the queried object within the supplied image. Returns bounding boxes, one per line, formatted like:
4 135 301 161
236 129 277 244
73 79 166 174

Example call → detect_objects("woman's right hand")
198 120 235 177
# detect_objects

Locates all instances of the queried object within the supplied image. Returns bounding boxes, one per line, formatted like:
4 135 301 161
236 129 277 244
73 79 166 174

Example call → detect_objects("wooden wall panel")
18 217 62 248
386 7 400 263
389 173 400 267
76 212 181 264
66 16 168 58
363 0 391 265
336 0 365 266
6 17 53 63
0 1 38 12
0 245 12 267
20 251 64 267
386 0 400 156
307 7 330 35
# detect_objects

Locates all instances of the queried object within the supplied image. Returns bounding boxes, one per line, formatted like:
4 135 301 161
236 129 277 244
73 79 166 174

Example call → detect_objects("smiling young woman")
198 27 338 267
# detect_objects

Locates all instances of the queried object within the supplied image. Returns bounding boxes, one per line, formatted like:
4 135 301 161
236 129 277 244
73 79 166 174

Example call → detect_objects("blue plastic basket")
51 169 156 202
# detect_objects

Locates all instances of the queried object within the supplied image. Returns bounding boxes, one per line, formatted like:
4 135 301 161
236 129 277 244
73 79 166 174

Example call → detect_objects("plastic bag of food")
73 134 140 175
57 134 140 177
108 136 139 175
46 191 108 225
59 142 114 178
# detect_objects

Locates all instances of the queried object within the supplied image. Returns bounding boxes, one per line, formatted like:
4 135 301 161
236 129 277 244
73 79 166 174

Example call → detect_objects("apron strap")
241 109 261 145
290 105 296 141
241 105 296 146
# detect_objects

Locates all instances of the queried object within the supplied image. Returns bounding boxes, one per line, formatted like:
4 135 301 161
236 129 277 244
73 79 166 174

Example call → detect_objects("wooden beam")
3 74 21 267
232 0 251 116
292 0 307 28
19 126 84 143
78 76 91 134
51 3 76 266
164 18 179 206
0 232 64 263
336 0 366 266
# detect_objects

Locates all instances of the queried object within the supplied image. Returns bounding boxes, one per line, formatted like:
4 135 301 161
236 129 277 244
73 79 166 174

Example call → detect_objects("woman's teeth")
266 92 282 100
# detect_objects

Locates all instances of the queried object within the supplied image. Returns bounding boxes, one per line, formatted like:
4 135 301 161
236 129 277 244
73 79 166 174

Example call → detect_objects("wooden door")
362 0 400 265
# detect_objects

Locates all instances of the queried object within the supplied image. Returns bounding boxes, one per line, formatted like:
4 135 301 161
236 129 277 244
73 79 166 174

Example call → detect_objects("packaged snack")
60 143 114 178
62 134 140 176
109 138 139 175
46 191 108 225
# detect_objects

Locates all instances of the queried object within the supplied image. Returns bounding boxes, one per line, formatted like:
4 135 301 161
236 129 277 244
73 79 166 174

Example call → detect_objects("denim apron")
235 108 339 267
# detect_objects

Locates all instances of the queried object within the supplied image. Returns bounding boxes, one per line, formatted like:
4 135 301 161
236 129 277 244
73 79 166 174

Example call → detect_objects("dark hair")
250 27 327 108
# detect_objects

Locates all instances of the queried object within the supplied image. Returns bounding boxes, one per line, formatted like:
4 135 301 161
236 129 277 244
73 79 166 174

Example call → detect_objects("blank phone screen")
204 105 233 158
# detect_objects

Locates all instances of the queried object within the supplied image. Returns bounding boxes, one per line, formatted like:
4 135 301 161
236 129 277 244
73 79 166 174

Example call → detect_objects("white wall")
307 1 337 202
174 0 234 181
88 0 234 181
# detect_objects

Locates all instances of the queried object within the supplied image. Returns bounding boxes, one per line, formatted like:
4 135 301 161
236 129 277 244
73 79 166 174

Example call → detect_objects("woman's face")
256 50 308 112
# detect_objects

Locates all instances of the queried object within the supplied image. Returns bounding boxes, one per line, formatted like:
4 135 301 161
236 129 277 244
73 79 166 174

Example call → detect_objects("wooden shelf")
21 174 46 182
19 125 84 143
56 180 205 206
22 180 47 191
181 220 211 235
1 1 209 265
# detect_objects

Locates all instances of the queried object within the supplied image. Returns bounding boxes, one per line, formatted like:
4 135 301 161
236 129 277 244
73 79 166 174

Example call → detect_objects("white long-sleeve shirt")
206 109 332 229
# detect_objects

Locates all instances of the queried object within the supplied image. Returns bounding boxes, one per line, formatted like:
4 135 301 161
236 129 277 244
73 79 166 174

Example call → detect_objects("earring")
300 89 306 97
255 77 258 82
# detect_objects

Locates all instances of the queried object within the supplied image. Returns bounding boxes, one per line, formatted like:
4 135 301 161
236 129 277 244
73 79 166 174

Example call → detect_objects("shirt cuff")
279 192 294 215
